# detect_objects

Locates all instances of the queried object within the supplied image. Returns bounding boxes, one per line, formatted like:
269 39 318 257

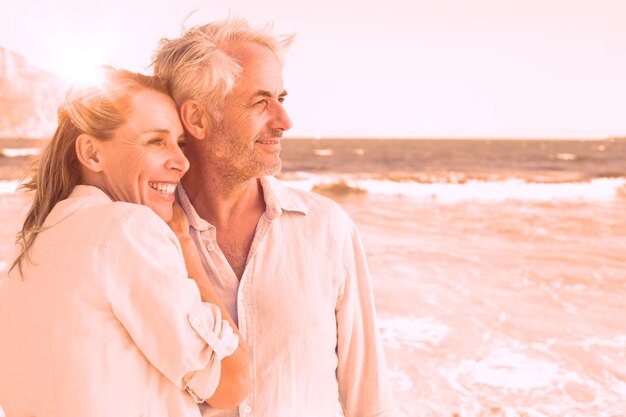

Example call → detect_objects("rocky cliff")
0 47 67 139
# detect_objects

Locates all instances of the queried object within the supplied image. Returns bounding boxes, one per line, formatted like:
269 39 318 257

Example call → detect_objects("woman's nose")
166 143 190 174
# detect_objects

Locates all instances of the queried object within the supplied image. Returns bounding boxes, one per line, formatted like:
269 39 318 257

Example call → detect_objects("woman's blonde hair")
10 67 168 276
152 17 294 121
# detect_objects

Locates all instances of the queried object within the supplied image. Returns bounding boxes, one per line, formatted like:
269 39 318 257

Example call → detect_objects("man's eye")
278 97 286 104
147 138 164 145
255 99 268 106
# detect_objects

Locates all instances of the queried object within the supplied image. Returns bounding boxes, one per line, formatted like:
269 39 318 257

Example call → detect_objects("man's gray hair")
152 17 294 120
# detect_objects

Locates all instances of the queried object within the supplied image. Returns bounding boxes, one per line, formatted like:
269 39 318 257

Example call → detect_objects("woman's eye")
177 141 187 148
147 138 164 145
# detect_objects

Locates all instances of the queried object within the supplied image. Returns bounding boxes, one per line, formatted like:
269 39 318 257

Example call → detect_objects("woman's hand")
168 202 252 407
167 201 190 240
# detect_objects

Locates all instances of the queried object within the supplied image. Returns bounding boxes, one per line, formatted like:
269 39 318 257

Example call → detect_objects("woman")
0 68 250 416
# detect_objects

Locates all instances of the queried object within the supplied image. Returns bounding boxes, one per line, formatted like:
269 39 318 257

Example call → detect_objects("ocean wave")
550 152 579 161
442 347 569 391
281 173 626 202
0 180 20 195
312 180 366 196
3 176 625 201
280 169 626 184
378 315 450 350
0 148 40 158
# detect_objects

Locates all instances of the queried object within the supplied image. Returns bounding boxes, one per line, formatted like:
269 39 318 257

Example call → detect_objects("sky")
1 0 625 139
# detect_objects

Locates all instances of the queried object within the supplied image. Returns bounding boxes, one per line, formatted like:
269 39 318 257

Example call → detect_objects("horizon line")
2 135 624 142
283 135 625 141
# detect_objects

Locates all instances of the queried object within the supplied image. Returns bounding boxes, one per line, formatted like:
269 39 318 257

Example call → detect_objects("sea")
1 137 626 417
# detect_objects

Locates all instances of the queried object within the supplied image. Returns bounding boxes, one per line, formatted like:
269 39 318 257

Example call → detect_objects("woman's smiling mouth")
148 182 177 196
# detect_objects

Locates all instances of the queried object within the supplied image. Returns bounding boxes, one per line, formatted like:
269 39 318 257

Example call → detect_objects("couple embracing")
0 18 396 417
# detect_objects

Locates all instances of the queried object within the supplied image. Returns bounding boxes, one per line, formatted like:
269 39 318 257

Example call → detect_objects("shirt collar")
177 177 308 230
260 176 309 217
176 184 212 232
70 184 112 201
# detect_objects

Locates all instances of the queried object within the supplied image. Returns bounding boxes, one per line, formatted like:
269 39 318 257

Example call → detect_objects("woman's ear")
75 134 104 173
179 100 212 141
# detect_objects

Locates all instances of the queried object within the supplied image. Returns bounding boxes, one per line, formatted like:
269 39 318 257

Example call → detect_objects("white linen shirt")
178 177 396 417
0 185 239 417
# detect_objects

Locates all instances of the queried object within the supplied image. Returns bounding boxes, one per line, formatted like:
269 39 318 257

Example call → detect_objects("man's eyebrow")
251 89 289 98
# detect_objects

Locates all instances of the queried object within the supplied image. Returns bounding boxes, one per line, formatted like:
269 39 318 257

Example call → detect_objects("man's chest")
208 241 343 317
215 219 258 279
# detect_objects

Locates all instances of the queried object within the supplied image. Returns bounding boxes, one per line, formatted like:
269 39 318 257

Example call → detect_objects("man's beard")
252 129 284 175
211 124 283 180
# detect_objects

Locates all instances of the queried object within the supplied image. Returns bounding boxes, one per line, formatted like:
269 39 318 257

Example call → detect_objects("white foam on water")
456 402 550 417
0 181 19 195
1 148 40 157
387 369 414 392
378 316 449 350
446 348 577 391
280 178 319 192
282 176 626 202
470 350 559 389
351 178 626 202
609 375 626 398
582 335 626 350
517 409 552 417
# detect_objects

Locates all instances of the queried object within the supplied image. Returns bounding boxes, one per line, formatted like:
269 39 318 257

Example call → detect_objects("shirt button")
243 405 252 413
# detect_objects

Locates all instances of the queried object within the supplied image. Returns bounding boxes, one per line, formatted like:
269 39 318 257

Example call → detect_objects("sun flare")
57 53 109 86
45 33 117 86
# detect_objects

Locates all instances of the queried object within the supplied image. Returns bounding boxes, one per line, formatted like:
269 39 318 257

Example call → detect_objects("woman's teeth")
148 182 176 194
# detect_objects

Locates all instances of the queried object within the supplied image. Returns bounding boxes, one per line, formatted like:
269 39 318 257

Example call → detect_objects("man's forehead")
224 42 285 99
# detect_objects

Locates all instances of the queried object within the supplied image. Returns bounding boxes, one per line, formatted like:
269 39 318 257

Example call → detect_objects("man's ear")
75 134 104 173
180 100 212 140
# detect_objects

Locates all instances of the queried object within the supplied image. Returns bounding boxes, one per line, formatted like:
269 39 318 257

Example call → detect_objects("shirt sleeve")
103 206 239 402
336 219 398 417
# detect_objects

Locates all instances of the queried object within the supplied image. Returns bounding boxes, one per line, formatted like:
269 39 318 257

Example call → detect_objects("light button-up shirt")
178 177 397 417
0 185 239 417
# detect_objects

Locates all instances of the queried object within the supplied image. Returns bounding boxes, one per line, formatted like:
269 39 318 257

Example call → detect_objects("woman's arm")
168 202 252 408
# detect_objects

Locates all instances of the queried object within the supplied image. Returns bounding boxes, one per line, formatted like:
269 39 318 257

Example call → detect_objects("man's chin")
257 161 282 177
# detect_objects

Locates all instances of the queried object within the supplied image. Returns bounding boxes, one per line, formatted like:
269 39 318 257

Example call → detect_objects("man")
153 18 396 417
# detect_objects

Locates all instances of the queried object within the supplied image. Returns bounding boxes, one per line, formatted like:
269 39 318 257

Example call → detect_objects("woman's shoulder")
89 201 174 246
45 186 175 249
108 202 172 237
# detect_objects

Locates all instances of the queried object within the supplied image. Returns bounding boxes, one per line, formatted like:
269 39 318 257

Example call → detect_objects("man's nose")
269 102 293 131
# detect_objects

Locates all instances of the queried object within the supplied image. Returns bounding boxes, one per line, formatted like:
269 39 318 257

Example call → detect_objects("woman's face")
97 89 189 221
